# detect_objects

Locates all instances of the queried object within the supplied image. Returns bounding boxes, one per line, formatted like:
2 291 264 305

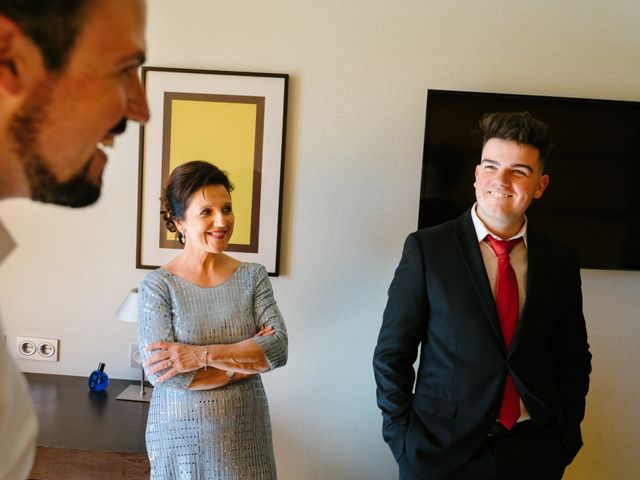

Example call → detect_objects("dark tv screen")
419 90 640 270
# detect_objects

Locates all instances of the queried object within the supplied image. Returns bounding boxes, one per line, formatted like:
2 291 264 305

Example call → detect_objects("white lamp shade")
115 288 139 323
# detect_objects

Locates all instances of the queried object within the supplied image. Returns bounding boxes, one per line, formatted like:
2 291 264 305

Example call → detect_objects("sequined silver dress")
137 263 288 480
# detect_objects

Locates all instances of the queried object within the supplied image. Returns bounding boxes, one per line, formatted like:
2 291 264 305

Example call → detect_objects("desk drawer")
29 446 150 480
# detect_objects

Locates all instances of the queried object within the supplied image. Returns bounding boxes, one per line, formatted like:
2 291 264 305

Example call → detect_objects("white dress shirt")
0 220 37 480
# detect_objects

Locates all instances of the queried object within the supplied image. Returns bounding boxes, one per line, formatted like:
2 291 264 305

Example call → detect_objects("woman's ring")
168 360 173 367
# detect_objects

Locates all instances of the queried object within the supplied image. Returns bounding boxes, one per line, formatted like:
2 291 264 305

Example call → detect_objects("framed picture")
136 67 288 275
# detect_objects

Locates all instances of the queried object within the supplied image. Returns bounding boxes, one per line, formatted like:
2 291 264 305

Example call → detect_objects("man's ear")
0 15 43 98
533 174 550 199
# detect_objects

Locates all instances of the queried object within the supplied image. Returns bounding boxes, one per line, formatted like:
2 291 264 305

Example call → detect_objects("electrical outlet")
130 343 142 368
17 336 59 362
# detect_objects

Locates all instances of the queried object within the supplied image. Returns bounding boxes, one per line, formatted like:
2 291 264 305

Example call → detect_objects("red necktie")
485 235 522 430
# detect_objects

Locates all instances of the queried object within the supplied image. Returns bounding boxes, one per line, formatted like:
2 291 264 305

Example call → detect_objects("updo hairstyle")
160 161 234 245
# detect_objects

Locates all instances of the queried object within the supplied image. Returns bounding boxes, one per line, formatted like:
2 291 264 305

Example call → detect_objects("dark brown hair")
479 111 552 165
160 161 234 245
0 0 94 71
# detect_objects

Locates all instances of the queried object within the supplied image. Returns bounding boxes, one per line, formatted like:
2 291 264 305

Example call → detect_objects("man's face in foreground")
10 0 149 207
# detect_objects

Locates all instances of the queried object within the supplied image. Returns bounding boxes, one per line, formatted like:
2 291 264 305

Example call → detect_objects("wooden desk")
25 373 150 480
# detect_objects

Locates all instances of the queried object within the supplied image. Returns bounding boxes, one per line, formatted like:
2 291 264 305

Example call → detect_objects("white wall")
1 1 639 478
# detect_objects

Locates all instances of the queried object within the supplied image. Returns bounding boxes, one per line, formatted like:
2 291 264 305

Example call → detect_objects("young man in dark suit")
373 112 591 479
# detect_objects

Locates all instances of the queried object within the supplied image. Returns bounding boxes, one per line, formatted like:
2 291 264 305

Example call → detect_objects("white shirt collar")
470 203 528 246
0 219 17 265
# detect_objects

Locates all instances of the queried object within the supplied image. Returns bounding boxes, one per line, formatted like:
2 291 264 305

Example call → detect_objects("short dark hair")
479 111 552 165
161 161 234 245
0 0 94 71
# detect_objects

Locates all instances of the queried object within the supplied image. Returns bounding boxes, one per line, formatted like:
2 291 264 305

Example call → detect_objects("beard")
9 82 102 208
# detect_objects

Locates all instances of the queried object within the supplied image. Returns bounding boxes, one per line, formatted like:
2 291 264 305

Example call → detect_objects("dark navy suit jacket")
373 210 591 479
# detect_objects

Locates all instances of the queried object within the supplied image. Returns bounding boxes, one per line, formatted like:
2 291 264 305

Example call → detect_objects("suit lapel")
453 211 505 351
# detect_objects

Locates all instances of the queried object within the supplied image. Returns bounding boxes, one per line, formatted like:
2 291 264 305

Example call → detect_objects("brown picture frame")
136 67 288 275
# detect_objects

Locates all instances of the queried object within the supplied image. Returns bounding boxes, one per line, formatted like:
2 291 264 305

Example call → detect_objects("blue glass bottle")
88 362 109 392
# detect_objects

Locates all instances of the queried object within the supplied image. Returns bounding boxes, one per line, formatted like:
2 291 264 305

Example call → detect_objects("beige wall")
1 1 639 478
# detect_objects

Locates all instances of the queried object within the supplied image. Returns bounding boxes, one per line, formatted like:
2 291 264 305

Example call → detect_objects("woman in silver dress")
137 161 288 479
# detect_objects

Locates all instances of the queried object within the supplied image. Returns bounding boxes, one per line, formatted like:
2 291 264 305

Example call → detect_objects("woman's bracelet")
202 346 207 371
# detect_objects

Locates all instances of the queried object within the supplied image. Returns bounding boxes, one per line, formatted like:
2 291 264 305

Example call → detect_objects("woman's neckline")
159 262 246 289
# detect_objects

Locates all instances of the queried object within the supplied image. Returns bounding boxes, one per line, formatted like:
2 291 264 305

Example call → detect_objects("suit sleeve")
553 249 592 460
373 232 429 461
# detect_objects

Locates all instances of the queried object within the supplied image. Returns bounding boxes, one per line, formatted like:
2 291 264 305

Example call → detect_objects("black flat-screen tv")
419 89 640 271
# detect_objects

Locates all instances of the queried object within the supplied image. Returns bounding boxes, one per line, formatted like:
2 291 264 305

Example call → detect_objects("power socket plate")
17 336 59 362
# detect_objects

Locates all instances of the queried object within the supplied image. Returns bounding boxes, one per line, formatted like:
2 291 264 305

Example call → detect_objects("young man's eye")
119 65 136 78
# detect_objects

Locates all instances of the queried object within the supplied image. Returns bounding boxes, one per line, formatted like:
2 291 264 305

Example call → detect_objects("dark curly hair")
479 111 552 166
0 0 95 71
160 161 234 245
